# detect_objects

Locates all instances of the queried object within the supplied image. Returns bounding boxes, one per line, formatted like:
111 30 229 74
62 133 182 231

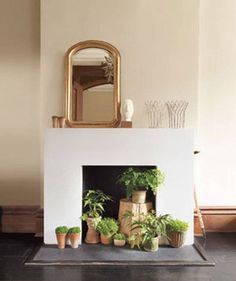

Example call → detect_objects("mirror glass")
65 41 120 127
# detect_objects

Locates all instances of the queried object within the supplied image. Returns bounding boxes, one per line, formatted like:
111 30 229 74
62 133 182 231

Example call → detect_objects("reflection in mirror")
65 41 121 128
71 48 114 122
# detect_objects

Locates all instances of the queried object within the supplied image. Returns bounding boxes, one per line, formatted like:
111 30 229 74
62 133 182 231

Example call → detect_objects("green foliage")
97 217 119 236
128 233 143 249
167 219 189 233
81 189 112 220
131 211 170 247
55 226 68 234
68 226 81 234
118 168 165 198
113 233 126 240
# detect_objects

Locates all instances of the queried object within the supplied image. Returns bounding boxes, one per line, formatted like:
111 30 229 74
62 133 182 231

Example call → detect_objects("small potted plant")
81 189 112 244
118 168 165 204
127 233 143 249
131 211 170 252
113 233 126 247
166 218 189 248
68 226 81 248
97 217 119 245
55 226 68 249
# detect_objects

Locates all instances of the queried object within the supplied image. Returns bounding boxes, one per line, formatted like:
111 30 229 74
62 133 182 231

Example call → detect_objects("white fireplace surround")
44 128 194 245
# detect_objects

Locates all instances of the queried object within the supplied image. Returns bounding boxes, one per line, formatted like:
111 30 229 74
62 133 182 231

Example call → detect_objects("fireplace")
82 165 156 240
44 128 194 245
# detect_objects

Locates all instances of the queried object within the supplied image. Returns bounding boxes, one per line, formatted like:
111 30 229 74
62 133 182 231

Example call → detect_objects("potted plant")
131 211 170 252
166 218 189 248
81 189 112 244
68 226 81 248
113 233 126 247
118 168 165 203
55 226 68 249
127 233 143 249
97 217 119 245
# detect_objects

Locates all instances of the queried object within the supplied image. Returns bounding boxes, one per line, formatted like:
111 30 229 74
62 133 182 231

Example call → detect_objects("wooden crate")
118 198 153 237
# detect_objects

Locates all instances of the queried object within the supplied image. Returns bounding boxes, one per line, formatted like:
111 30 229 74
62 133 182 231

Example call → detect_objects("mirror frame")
64 40 121 128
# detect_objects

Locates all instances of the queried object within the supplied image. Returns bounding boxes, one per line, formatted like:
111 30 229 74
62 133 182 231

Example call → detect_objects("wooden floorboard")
0 233 235 281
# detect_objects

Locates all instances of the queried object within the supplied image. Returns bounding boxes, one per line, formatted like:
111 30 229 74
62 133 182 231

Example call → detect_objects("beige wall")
41 0 199 129
197 0 236 205
83 89 114 122
0 0 41 205
4 0 235 207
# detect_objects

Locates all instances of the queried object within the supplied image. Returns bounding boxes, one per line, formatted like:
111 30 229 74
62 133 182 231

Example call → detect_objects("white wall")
0 0 41 205
197 0 236 205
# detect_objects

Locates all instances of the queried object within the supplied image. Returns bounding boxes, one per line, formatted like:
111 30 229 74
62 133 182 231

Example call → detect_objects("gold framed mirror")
64 40 121 127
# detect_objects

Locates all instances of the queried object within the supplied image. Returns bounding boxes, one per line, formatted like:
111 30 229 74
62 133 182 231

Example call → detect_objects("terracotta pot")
143 237 159 252
114 239 126 247
52 116 59 128
68 233 80 248
85 218 100 244
56 233 67 249
100 234 113 245
132 190 146 204
168 232 186 248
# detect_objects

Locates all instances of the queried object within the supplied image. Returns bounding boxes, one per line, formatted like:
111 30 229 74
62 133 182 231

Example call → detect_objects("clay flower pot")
114 239 126 247
100 234 113 245
168 232 186 248
68 233 80 248
85 218 100 244
56 233 67 249
132 190 146 204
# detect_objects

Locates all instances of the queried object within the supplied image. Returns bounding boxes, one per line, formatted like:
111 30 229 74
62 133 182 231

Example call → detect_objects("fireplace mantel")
44 128 193 245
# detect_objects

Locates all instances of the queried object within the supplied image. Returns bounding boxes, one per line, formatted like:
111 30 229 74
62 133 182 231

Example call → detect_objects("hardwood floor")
0 233 235 281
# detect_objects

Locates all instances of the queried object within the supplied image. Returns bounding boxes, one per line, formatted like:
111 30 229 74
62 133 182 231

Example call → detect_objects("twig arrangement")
166 100 188 128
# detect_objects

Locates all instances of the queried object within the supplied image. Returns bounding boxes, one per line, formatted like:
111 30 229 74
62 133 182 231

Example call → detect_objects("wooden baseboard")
0 206 43 235
194 206 236 236
1 206 236 236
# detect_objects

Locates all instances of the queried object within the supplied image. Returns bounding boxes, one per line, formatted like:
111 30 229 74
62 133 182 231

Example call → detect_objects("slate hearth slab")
25 242 215 266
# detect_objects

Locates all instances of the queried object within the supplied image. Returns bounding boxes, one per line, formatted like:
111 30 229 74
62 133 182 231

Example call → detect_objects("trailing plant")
81 189 112 221
113 233 126 241
68 226 81 234
166 219 189 233
131 211 170 248
118 167 165 198
55 226 68 234
97 217 119 236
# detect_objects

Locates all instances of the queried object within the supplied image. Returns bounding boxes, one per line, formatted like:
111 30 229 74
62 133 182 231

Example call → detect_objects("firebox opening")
82 165 156 241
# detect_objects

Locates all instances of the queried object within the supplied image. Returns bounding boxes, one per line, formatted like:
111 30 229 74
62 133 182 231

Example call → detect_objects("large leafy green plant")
118 167 165 198
131 211 170 248
81 189 112 221
96 217 119 236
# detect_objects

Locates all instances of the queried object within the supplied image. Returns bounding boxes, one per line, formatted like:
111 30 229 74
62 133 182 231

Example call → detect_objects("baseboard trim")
1 205 236 236
0 206 43 235
194 206 236 235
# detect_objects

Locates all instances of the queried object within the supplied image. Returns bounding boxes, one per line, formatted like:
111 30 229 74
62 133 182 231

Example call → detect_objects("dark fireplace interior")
82 165 156 241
